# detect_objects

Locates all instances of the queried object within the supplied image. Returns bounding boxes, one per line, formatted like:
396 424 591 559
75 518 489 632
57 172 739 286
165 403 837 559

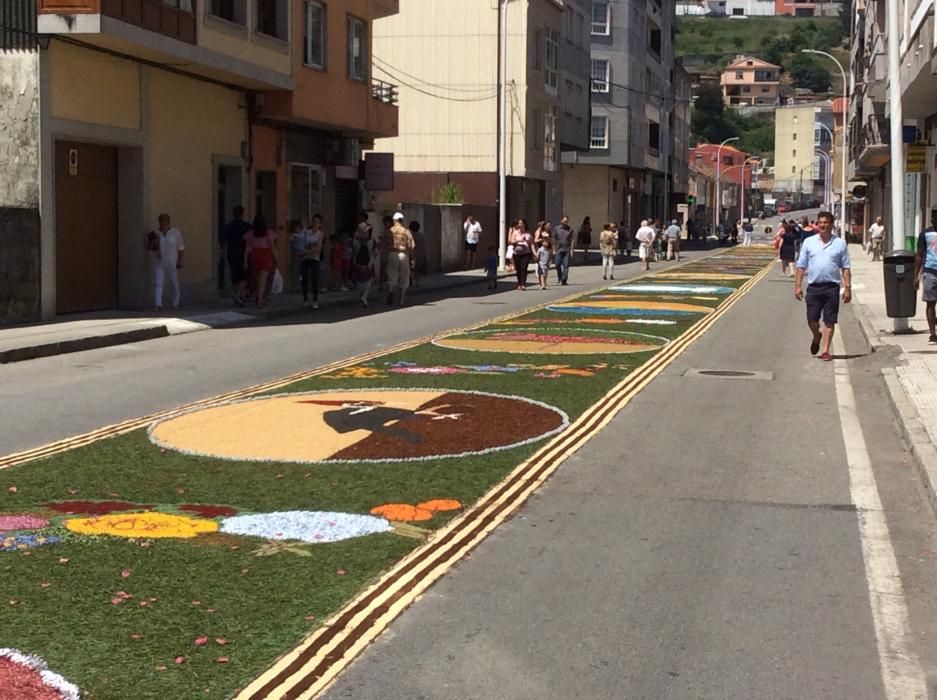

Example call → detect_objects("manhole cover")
684 368 773 381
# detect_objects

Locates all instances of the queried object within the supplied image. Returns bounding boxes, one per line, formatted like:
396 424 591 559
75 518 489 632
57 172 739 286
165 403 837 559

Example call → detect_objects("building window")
210 0 245 24
742 86 750 93
544 107 558 171
591 59 610 93
533 29 543 70
590 114 609 149
565 6 574 42
647 20 661 60
545 30 559 93
761 86 769 93
732 7 744 14
793 132 797 140
735 71 743 79
793 149 797 157
648 120 660 152
792 166 796 174
257 0 288 40
304 1 326 68
591 1 610 35
347 15 366 81
575 12 585 46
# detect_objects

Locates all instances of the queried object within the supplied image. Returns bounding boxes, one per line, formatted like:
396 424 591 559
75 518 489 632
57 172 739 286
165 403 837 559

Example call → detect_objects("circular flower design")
64 512 218 539
220 511 392 543
0 515 50 532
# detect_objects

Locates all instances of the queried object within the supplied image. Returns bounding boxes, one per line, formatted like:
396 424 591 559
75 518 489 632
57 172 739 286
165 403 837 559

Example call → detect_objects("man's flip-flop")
810 338 821 355
819 352 833 362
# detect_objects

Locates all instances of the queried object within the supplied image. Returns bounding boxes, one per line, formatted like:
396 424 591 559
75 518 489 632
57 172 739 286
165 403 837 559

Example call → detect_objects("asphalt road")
319 236 937 699
0 252 698 456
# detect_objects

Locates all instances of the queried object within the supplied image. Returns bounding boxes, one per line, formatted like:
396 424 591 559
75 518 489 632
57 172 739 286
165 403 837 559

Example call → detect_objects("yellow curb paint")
235 261 774 700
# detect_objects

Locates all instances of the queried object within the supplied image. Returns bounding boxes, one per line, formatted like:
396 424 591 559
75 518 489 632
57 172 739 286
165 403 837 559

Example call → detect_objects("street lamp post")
738 157 760 226
814 149 832 208
815 123 834 207
802 49 848 231
715 137 740 237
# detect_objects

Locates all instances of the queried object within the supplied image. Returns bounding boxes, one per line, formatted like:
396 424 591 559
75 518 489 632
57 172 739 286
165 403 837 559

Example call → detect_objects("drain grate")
684 368 773 381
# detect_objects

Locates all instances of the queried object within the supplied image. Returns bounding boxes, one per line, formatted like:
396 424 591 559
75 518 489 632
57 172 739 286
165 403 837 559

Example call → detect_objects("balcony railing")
371 79 399 105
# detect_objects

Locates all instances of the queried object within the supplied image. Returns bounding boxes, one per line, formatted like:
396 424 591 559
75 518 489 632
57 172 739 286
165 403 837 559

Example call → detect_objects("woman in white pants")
599 222 618 280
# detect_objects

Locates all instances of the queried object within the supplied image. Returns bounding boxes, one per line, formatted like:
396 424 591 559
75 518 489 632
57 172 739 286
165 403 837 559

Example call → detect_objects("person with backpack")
353 239 375 308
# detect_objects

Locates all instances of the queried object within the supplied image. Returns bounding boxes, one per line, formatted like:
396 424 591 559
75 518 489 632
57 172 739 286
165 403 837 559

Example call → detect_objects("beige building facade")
773 103 821 199
371 0 591 225
720 55 780 107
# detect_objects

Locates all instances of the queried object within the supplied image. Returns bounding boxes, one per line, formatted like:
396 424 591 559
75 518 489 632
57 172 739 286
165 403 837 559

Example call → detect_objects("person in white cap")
665 219 682 261
635 219 656 271
386 212 415 306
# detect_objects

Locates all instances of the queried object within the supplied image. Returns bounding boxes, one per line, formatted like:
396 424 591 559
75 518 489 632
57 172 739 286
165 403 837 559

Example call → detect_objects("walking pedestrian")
869 216 886 261
386 212 415 306
148 213 185 311
537 237 553 289
510 218 533 290
409 221 427 287
599 222 618 280
665 219 682 260
243 214 278 308
914 207 937 344
505 219 517 273
299 214 324 309
463 213 482 269
635 219 656 271
794 211 851 361
352 241 374 308
742 220 754 247
577 216 592 263
778 221 798 277
221 206 250 306
485 245 499 290
553 215 573 285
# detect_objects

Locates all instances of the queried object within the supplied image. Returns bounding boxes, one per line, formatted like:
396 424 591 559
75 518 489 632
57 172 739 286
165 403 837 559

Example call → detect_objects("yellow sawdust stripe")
238 261 773 700
0 257 707 471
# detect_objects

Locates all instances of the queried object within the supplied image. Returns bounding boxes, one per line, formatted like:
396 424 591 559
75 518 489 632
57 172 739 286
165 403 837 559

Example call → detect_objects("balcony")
37 0 291 90
373 0 398 19
854 113 889 173
38 0 195 43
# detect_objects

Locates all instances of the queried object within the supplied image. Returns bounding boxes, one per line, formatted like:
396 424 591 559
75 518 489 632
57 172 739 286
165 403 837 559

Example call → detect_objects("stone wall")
0 48 41 321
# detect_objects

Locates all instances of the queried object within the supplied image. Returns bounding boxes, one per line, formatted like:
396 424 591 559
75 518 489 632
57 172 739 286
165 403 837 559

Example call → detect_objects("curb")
0 325 170 365
881 367 937 520
850 289 886 351
0 271 505 366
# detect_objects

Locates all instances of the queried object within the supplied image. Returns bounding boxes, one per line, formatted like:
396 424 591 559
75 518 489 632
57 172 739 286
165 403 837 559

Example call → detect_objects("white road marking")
832 332 928 699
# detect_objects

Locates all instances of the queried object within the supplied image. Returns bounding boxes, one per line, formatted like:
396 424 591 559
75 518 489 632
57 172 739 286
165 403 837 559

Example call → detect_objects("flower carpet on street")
0 248 776 699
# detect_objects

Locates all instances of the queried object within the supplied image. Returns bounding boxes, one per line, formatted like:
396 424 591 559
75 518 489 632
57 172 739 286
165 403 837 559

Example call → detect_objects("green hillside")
677 15 849 93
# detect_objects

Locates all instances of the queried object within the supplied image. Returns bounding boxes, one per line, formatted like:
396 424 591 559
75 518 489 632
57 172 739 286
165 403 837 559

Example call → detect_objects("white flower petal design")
220 511 393 544
0 648 81 700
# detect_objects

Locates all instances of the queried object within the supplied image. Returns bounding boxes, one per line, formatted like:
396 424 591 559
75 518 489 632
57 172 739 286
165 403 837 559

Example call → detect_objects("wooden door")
55 141 118 314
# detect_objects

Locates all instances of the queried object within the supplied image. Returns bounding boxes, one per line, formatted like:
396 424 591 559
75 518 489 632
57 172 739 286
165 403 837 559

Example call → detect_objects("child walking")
485 245 499 290
536 238 552 290
352 242 374 307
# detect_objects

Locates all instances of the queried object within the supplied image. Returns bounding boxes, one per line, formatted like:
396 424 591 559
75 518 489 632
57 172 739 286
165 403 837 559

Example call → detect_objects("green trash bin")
883 250 917 318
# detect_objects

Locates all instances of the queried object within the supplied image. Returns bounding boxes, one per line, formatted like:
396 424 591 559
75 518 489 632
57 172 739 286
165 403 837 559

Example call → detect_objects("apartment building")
562 0 682 234
370 0 591 226
0 0 397 320
720 56 780 107
688 143 753 222
773 103 831 200
849 0 936 246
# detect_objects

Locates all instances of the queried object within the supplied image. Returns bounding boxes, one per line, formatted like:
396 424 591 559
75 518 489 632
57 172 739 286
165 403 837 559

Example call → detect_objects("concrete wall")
396 203 497 273
0 49 41 321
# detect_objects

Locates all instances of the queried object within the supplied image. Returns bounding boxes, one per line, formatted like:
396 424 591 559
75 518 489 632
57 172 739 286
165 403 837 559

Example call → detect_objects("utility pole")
498 0 508 270
714 137 739 237
886 0 909 331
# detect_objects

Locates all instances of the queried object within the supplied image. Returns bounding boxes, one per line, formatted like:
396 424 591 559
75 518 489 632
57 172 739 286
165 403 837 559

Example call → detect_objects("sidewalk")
0 267 497 364
849 243 937 517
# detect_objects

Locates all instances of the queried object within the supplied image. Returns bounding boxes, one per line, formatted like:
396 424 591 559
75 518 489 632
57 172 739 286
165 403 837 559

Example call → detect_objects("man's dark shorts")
465 242 478 252
922 270 937 303
806 282 840 325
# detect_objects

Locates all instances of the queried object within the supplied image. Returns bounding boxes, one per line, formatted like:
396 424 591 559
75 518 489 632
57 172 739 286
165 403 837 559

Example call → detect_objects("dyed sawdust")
44 500 154 515
64 512 219 539
434 330 667 355
149 389 568 463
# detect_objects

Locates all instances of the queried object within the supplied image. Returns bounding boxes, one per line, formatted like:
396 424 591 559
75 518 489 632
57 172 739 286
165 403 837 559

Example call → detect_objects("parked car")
777 203 791 213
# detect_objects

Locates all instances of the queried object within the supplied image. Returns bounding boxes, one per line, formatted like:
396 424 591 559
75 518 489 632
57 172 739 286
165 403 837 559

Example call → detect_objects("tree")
789 54 832 92
690 83 738 144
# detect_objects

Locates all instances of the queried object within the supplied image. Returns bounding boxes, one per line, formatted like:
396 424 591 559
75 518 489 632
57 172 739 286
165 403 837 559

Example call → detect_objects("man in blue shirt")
795 211 852 361
915 206 937 344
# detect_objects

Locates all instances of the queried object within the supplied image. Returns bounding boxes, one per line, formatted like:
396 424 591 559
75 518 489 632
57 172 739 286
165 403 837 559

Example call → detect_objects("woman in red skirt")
243 214 278 308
